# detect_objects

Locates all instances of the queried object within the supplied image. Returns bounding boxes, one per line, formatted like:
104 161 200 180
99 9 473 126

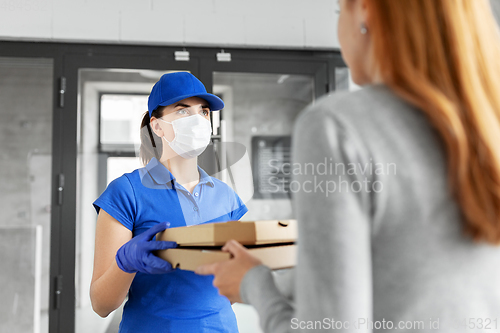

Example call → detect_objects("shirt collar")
198 166 215 187
145 157 174 187
145 157 215 188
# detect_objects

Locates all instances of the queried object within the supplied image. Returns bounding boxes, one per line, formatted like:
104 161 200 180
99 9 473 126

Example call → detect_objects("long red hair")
367 0 500 243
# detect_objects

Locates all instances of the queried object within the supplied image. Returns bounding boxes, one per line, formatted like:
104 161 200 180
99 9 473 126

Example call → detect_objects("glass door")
75 68 193 333
200 53 336 333
60 50 199 333
0 56 54 333
213 71 318 333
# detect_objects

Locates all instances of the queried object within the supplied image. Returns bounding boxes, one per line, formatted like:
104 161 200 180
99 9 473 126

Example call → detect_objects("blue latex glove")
116 221 178 274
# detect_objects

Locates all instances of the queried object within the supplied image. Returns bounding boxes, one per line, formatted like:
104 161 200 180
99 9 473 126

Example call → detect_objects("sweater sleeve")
240 103 374 333
272 268 295 302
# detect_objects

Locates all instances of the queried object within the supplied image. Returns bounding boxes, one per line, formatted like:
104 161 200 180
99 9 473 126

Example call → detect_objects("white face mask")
158 114 212 159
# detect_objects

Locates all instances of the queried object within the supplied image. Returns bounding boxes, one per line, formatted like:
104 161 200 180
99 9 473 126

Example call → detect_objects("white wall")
0 0 340 49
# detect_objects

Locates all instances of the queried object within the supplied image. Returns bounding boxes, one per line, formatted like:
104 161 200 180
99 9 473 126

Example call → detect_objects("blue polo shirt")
93 157 248 333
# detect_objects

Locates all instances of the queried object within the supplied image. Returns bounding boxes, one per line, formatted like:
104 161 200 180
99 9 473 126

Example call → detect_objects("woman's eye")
176 109 188 115
202 110 210 116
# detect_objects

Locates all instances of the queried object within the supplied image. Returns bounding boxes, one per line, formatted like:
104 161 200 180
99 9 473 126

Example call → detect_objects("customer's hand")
116 221 178 274
195 240 262 303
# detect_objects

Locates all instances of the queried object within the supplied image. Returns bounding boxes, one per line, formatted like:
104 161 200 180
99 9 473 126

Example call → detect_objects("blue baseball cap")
147 72 224 117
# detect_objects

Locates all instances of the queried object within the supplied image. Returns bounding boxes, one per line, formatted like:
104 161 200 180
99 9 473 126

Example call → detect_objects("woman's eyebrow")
174 103 191 108
174 103 210 109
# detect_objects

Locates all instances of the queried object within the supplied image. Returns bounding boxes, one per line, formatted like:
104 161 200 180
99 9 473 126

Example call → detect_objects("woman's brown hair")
139 108 164 166
367 0 500 243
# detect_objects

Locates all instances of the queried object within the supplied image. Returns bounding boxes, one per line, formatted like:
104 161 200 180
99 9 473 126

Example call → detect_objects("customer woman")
197 0 500 332
90 72 248 332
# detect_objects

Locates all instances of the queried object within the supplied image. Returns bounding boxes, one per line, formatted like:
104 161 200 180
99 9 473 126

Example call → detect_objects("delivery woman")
197 0 500 332
90 72 248 332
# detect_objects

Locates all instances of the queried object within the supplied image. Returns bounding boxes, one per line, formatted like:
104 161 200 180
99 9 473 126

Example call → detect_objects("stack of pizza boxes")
156 220 297 271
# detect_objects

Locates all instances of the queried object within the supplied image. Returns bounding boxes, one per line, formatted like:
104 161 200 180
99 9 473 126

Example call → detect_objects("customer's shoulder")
297 85 411 129
313 85 401 113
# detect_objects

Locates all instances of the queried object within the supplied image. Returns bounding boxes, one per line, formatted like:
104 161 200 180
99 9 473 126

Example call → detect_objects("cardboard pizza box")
156 244 297 271
156 219 297 246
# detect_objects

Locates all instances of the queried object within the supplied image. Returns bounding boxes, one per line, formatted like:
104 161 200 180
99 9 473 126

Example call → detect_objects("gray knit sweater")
240 85 500 333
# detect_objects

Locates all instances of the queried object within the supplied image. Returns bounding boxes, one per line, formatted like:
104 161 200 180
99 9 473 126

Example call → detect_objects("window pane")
100 94 148 149
213 72 314 217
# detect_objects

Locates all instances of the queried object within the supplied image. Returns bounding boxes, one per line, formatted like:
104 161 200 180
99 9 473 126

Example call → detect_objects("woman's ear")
150 117 164 137
359 0 370 26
